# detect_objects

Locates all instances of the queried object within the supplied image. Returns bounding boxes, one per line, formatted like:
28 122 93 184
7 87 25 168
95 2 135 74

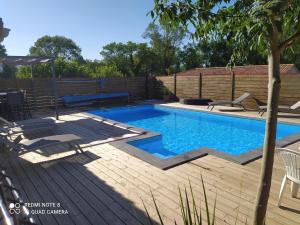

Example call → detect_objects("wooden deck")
1 105 300 225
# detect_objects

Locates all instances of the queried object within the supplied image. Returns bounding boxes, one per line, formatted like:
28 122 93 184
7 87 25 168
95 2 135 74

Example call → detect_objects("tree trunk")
253 48 281 225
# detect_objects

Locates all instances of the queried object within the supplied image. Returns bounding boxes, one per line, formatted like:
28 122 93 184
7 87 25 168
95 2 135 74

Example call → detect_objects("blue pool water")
89 105 300 159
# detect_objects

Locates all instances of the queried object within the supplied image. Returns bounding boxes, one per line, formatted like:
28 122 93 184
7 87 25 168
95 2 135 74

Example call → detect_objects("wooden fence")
152 74 300 109
2 74 300 111
0 77 147 110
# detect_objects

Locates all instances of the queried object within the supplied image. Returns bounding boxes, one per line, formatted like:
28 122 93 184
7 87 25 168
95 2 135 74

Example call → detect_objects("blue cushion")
62 92 128 104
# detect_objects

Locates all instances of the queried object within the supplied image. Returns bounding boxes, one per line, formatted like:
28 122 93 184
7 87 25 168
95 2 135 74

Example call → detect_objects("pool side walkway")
1 104 300 225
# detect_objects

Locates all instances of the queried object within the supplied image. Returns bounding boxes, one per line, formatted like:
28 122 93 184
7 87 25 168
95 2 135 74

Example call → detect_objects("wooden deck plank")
54 159 126 225
14 158 76 225
41 160 107 225
64 155 151 225
6 156 58 225
74 152 181 224
95 145 252 224
0 154 43 225
34 162 93 225
95 144 290 225
65 161 142 224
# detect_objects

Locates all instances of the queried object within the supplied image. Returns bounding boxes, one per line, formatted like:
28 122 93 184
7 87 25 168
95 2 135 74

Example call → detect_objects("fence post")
173 73 177 99
30 78 37 111
51 62 59 120
13 76 18 90
198 72 202 99
30 65 37 111
145 73 149 100
124 75 130 102
231 71 235 103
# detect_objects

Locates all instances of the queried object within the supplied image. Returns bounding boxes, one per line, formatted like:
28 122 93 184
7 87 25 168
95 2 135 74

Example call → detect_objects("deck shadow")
15 117 142 160
0 150 160 225
279 206 300 214
277 114 300 119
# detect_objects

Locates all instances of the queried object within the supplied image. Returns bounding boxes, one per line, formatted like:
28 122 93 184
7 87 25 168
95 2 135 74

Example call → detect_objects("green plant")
161 86 172 96
142 175 250 225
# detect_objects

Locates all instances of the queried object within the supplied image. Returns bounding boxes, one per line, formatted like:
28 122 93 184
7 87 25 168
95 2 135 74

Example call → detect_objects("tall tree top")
0 18 10 43
29 35 83 61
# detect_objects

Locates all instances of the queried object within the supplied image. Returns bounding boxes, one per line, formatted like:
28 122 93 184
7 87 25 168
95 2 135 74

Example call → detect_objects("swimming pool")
89 105 300 167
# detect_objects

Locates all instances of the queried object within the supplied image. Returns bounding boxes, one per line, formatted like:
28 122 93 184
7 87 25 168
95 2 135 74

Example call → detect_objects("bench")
62 92 129 107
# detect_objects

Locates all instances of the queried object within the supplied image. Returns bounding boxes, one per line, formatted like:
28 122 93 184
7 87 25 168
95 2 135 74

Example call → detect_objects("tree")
0 18 12 77
151 1 300 224
26 35 84 78
0 44 12 78
200 38 267 67
179 42 205 70
100 41 156 76
282 42 300 69
179 38 266 70
0 18 9 42
197 38 234 67
0 44 6 57
143 22 185 74
92 64 122 77
77 60 122 78
30 35 83 61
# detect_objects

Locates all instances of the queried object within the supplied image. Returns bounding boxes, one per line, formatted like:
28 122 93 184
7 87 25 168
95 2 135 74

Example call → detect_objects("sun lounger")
258 100 300 116
0 117 56 139
0 117 54 128
207 92 251 111
0 117 83 158
2 133 83 154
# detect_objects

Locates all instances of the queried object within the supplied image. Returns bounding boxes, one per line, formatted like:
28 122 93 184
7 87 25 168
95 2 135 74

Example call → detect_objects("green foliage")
100 41 157 76
179 42 205 70
0 44 6 56
282 42 300 69
0 44 15 78
92 64 122 78
179 38 267 71
15 66 32 78
161 86 172 96
29 35 83 61
143 22 185 74
151 0 300 65
14 57 122 78
142 176 246 225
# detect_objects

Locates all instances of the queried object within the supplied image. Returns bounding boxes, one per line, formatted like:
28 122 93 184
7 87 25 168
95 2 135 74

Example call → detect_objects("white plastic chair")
276 148 300 206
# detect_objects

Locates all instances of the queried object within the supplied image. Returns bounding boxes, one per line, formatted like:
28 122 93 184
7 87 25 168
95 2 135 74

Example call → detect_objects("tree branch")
280 30 300 50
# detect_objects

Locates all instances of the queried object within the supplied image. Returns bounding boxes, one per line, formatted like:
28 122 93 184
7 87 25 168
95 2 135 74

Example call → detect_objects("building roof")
176 64 299 76
1 56 53 66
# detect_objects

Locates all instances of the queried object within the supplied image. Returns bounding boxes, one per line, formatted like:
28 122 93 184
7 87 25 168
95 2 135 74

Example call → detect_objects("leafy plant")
161 86 172 96
141 175 246 225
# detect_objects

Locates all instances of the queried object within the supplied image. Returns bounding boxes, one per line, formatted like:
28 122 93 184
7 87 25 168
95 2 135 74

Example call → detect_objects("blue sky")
0 0 154 60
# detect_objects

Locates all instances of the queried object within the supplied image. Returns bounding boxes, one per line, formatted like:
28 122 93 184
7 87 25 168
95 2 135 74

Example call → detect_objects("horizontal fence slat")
152 73 300 109
0 77 146 111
